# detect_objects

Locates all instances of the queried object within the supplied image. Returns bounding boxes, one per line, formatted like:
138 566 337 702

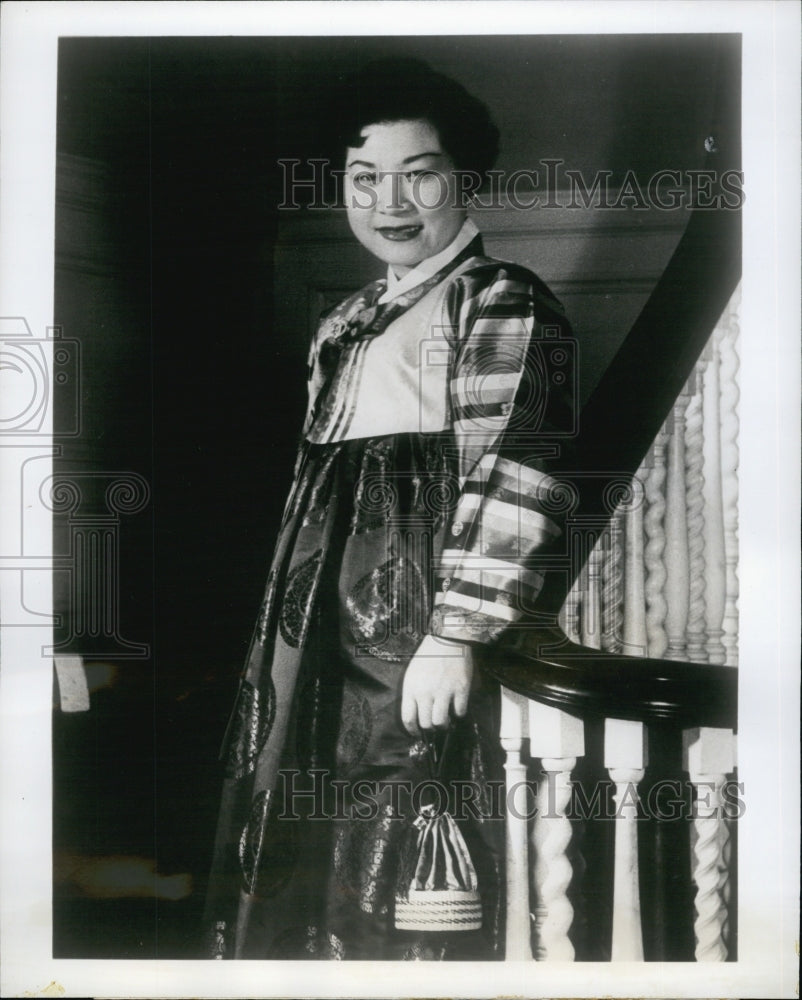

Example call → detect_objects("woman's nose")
375 171 413 214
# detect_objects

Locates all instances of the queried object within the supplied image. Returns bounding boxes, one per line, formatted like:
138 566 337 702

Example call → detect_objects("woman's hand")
401 633 474 735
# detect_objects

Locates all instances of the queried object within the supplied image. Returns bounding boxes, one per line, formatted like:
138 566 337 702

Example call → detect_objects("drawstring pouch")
394 728 482 932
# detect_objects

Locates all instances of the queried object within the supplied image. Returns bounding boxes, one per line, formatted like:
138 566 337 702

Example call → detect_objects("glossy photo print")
0 4 798 999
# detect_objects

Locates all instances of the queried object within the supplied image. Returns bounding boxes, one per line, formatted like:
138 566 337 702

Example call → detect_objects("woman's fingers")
416 696 434 732
401 676 433 734
401 645 474 734
410 683 464 730
430 689 452 728
451 681 470 719
400 685 421 735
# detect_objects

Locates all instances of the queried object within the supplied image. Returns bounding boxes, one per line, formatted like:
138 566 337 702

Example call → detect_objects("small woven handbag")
394 729 483 932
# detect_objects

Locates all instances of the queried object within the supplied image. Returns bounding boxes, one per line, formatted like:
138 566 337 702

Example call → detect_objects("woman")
205 58 573 961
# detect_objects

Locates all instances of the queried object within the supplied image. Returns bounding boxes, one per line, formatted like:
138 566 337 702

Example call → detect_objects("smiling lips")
375 224 423 241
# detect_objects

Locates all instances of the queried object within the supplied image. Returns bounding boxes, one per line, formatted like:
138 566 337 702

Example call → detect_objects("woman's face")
344 119 467 277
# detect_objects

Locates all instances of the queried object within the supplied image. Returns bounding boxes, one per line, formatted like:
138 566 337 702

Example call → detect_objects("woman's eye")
404 170 437 181
352 171 377 186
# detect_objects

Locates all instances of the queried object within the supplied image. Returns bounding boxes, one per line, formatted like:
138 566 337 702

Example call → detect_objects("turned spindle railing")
563 288 741 671
486 196 740 962
494 286 740 960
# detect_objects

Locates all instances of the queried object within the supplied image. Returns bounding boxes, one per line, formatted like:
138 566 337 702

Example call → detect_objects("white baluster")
559 580 581 645
719 287 741 667
684 364 708 662
623 470 648 656
500 687 533 960
683 727 735 961
581 537 604 650
601 519 624 653
530 701 584 961
605 718 647 961
702 335 727 664
644 430 670 657
718 734 737 951
560 525 585 643
718 804 733 951
664 388 692 660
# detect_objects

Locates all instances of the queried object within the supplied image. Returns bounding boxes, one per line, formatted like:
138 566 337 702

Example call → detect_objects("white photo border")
1 2 799 998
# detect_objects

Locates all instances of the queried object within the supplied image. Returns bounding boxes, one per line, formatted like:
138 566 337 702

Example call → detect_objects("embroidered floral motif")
322 932 345 960
346 557 426 656
278 549 323 648
239 789 299 896
333 805 400 915
335 687 373 769
224 679 276 781
430 607 507 644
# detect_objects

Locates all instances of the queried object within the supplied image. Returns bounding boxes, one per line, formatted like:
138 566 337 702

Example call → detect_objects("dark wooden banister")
485 627 737 729
485 172 741 731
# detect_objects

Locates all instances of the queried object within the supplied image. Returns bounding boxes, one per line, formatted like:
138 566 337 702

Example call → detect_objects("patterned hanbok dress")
204 224 574 960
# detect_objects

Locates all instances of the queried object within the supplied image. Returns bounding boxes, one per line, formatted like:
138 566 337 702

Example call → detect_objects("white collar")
379 218 480 304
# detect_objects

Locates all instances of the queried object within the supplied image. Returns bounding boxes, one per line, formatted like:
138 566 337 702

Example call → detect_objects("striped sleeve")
428 261 575 644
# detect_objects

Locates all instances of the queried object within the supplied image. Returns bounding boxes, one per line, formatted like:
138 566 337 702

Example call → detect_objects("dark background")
52 34 740 958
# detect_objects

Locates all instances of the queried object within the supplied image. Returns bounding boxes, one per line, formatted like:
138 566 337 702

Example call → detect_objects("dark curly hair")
323 57 500 183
